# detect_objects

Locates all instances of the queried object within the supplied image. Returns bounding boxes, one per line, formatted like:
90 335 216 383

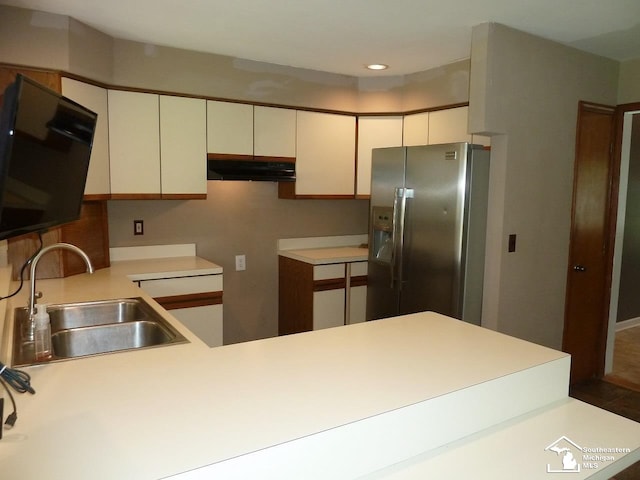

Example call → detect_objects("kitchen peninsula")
0 259 639 479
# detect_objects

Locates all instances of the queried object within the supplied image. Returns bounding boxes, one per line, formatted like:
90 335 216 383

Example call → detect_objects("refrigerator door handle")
392 187 413 289
390 188 401 289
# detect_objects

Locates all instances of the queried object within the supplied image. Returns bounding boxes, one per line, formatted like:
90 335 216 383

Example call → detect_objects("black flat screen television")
0 74 97 241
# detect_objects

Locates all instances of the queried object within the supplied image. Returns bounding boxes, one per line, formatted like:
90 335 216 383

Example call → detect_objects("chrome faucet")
25 243 94 340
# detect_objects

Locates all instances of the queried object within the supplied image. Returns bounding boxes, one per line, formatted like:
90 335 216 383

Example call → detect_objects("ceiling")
3 0 640 76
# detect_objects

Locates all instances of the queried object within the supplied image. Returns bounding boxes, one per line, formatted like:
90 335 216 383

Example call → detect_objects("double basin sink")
12 297 188 367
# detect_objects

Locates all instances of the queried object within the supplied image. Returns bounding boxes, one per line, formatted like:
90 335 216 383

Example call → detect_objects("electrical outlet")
134 220 144 236
235 254 246 271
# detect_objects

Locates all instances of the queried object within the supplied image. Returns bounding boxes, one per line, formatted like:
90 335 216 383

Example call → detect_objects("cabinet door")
171 305 223 347
348 261 368 325
296 111 356 196
356 116 403 196
403 112 429 146
61 78 110 196
207 100 253 155
428 106 472 144
313 290 345 330
108 90 160 195
160 96 207 195
313 263 346 330
254 106 296 158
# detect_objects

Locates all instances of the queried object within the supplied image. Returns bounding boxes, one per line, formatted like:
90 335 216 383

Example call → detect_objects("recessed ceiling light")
366 64 388 71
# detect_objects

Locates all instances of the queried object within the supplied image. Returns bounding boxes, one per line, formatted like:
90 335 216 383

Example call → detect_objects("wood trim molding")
161 193 207 200
279 256 313 335
207 153 253 162
82 193 112 201
253 155 296 164
350 275 368 287
154 291 223 310
109 193 163 200
207 153 295 164
313 278 347 291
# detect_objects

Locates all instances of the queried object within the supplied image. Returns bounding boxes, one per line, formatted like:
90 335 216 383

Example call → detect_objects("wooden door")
563 102 616 383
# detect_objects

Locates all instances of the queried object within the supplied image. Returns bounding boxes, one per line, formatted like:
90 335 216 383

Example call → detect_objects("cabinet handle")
573 265 586 272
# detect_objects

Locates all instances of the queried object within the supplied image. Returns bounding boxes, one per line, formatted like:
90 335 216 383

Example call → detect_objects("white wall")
469 23 619 349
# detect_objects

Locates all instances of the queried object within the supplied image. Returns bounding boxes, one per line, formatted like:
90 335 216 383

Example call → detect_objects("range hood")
207 155 295 182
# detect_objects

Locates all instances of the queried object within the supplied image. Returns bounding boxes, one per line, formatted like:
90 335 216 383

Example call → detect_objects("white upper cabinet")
402 112 429 146
108 90 161 195
295 111 356 196
428 106 472 144
254 106 296 158
404 106 491 148
207 100 253 155
356 116 403 196
61 78 110 196
160 95 207 196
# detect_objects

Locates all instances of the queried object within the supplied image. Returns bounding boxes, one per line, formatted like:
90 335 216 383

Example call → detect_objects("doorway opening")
606 108 640 391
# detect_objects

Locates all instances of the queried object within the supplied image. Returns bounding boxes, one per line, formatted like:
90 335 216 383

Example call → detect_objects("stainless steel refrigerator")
366 142 490 325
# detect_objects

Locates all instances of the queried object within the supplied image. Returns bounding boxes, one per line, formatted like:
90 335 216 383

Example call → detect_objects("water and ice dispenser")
371 206 394 264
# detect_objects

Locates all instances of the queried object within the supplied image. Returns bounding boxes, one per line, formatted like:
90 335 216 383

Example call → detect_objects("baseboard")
615 317 640 332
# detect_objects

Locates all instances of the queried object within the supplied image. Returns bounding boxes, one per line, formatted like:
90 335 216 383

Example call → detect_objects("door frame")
604 102 640 373
563 101 640 383
563 101 617 383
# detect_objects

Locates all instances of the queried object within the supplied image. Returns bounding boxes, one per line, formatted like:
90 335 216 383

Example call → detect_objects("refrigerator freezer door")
399 143 469 318
366 147 406 321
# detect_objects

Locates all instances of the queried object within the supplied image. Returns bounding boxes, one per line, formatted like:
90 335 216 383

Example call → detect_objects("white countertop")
0 259 638 479
278 246 368 265
277 234 368 264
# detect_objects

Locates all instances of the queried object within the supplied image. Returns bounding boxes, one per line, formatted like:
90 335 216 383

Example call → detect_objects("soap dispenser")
33 303 52 361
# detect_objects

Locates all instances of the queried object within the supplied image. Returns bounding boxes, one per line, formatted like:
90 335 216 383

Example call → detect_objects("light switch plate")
235 254 246 271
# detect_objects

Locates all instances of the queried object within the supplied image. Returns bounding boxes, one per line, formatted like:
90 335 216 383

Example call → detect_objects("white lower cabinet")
348 261 368 325
279 258 367 334
312 263 346 331
312 261 367 329
138 274 224 347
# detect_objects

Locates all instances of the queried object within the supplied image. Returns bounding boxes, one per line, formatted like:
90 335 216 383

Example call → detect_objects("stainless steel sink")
11 297 188 366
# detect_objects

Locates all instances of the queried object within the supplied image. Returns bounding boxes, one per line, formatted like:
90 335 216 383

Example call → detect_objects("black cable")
0 378 18 429
0 362 35 432
0 233 44 301
0 362 35 395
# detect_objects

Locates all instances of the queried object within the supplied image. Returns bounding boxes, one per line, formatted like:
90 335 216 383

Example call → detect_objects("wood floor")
606 325 640 391
570 326 640 479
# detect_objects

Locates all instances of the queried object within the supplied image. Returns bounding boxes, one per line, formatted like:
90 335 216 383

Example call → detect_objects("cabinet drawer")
350 261 368 277
313 264 345 280
139 275 223 297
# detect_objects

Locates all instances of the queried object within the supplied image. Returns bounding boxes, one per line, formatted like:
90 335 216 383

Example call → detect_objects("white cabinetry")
138 274 223 347
348 261 367 325
160 96 207 196
427 106 472 144
207 102 296 158
403 111 429 146
403 106 491 148
356 116 403 197
108 91 207 198
293 111 356 196
312 264 346 330
254 106 296 158
207 100 253 155
61 78 111 196
312 261 367 330
108 90 161 195
279 256 367 334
